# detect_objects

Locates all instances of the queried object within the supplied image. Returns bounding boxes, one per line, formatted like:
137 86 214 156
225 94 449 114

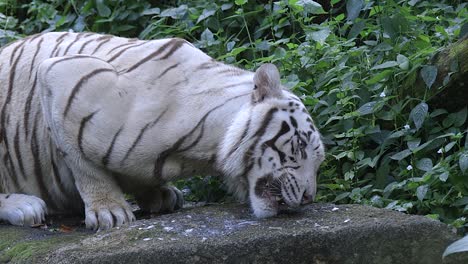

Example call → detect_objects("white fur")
0 32 325 229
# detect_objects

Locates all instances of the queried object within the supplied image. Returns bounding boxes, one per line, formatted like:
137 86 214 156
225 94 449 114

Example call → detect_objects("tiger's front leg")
67 161 136 230
38 55 136 230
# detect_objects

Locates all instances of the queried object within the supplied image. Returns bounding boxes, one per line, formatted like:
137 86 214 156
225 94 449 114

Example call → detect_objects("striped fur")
0 32 324 230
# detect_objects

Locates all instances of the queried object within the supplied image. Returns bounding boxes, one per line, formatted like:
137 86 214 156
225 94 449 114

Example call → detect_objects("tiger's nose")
301 193 314 205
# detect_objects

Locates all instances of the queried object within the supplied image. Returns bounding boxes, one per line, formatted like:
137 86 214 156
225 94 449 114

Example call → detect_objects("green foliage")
1 0 467 233
443 235 468 258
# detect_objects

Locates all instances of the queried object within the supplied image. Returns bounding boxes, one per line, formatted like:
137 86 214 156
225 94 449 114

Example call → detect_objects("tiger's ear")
252 63 283 103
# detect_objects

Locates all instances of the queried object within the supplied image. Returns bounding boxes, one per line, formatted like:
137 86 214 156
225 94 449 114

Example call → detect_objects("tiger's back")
0 32 226 205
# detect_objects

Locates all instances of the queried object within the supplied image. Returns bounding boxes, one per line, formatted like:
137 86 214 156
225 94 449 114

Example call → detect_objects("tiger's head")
218 63 325 218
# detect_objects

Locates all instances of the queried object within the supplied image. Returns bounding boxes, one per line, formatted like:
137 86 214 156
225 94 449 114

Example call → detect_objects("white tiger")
0 32 325 230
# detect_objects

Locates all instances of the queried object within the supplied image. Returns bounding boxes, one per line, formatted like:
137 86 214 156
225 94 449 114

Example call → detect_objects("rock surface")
0 203 465 264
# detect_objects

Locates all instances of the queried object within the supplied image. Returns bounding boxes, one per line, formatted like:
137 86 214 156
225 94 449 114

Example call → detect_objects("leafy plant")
443 235 468 259
1 0 467 234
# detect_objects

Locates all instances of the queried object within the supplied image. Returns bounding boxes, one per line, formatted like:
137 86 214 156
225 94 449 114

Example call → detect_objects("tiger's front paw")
137 186 184 214
85 198 135 231
0 193 47 226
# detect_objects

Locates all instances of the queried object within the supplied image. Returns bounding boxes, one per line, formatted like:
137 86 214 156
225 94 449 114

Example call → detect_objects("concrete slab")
0 203 465 264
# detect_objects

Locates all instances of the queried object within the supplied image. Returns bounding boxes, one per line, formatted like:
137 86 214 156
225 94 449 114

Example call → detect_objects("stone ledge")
0 203 465 264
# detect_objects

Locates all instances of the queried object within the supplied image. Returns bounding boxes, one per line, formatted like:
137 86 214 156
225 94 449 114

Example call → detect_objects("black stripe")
54 47 63 57
78 37 98 53
177 117 206 153
283 182 294 202
156 63 179 79
289 183 298 199
26 32 44 43
29 37 44 80
0 44 25 143
191 81 253 96
62 33 83 55
82 32 95 38
159 39 186 60
24 73 38 139
226 114 251 158
196 61 219 70
253 108 279 137
9 40 26 65
125 39 185 73
63 68 114 118
239 108 279 179
43 55 90 76
121 123 151 163
102 127 123 166
49 38 65 58
91 35 113 54
261 121 290 163
50 145 68 197
290 116 298 128
106 41 140 55
56 32 70 42
153 94 250 178
120 108 169 164
107 42 148 63
13 123 26 179
3 152 20 191
78 111 98 156
291 176 300 190
31 111 55 209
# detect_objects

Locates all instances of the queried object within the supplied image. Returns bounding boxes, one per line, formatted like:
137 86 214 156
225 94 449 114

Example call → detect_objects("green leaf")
420 65 438 89
460 152 468 173
371 61 398 70
451 107 467 127
416 158 433 172
333 192 350 202
235 0 247 5
348 20 365 39
296 0 326 14
452 197 468 207
439 171 449 182
95 0 111 17
465 133 468 149
407 139 421 151
160 5 188 19
200 28 214 43
416 185 428 201
365 70 393 85
221 3 233 10
357 101 377 115
344 170 355 180
142 8 160 15
390 149 412 161
309 28 330 45
346 0 363 21
114 25 135 32
461 22 468 38
443 235 468 258
409 102 428 131
397 54 409 70
197 8 217 23
444 141 456 152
